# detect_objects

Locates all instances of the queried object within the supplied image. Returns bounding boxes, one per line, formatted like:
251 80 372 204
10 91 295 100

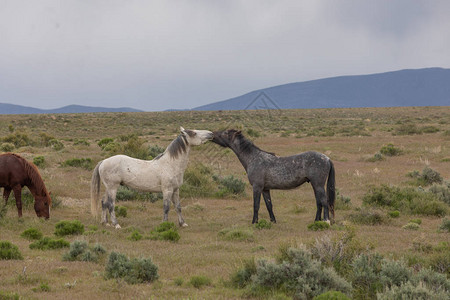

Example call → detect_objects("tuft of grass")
63 240 106 262
114 205 128 217
173 277 184 286
439 218 450 232
54 220 85 236
148 222 180 242
21 227 44 240
407 167 443 186
218 227 254 242
349 209 385 225
105 251 159 284
128 230 143 241
61 158 94 170
33 156 45 168
409 218 422 225
379 143 403 156
307 221 331 231
402 222 420 231
0 240 23 260
254 219 272 230
29 237 70 250
189 275 212 289
388 211 400 218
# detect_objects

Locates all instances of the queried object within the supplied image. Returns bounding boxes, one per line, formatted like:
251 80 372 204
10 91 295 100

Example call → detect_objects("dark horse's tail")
327 160 336 221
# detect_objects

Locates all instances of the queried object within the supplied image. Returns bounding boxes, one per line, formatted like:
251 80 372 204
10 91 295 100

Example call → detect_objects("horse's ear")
180 127 186 135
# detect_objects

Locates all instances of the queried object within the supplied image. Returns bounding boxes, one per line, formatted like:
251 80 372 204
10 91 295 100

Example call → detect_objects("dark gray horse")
212 129 335 224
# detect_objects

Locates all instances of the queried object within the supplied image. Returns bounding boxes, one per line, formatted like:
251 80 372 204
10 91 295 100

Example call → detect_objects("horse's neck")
230 143 261 172
163 146 191 171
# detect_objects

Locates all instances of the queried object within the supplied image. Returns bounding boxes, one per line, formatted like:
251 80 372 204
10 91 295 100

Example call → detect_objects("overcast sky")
1 0 449 111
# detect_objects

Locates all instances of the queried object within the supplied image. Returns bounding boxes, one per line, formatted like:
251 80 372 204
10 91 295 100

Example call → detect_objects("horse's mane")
235 131 275 156
9 153 51 203
156 134 189 160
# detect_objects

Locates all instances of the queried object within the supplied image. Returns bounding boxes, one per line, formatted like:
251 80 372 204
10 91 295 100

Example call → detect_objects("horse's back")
0 153 25 186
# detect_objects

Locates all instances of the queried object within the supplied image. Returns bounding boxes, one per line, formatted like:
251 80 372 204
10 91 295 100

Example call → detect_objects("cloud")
0 1 449 111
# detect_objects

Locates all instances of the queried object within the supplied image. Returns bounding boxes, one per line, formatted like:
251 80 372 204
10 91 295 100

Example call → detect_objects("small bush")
377 281 448 300
116 185 162 202
105 251 159 284
394 124 422 135
313 291 351 300
335 190 351 210
351 253 384 299
1 132 33 148
61 158 94 170
0 142 15 152
73 139 90 146
409 218 422 225
49 139 64 151
308 221 331 231
33 156 45 168
181 164 215 198
255 219 272 230
114 205 127 217
366 152 385 162
349 209 385 225
388 211 400 218
148 222 180 242
230 258 257 288
63 240 106 262
380 143 402 156
173 277 184 286
214 175 246 197
98 138 114 150
403 222 420 231
439 218 450 232
29 237 70 250
189 275 212 289
54 220 85 236
21 227 43 240
218 227 254 242
380 259 411 288
148 145 165 159
408 167 443 186
128 230 143 241
428 183 450 205
33 282 51 292
0 241 23 260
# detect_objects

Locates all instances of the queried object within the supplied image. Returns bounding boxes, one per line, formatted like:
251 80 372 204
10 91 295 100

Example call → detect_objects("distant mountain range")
193 68 450 111
0 103 143 114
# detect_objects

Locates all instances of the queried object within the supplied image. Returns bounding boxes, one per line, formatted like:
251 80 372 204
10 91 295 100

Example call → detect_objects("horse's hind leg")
171 189 187 227
162 189 173 223
262 189 276 223
3 187 11 205
102 188 121 229
312 184 329 222
12 186 22 218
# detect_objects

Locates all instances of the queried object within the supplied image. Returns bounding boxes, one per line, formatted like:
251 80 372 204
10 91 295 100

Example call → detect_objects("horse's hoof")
105 223 111 227
325 220 331 225
181 223 188 227
114 224 121 229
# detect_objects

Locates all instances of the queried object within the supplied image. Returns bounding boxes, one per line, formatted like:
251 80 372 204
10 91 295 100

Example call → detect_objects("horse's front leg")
12 186 22 218
262 189 276 223
171 189 187 227
252 186 263 224
162 189 173 223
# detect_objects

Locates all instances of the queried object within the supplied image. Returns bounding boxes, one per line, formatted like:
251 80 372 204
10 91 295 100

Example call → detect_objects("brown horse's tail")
327 160 336 222
91 161 103 219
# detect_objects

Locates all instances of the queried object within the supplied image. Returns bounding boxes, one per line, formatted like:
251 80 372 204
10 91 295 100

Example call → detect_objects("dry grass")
0 107 449 299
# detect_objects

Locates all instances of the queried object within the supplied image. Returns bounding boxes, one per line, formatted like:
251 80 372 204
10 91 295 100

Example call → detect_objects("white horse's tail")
91 161 103 219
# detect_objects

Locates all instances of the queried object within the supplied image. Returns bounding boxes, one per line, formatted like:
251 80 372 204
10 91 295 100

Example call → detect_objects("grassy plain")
0 106 449 299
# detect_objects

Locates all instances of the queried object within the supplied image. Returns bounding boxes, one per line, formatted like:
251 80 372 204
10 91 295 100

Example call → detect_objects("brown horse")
0 153 51 218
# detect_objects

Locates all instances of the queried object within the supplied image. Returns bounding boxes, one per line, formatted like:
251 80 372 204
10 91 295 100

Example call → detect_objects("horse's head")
212 129 242 148
34 192 51 219
180 127 213 146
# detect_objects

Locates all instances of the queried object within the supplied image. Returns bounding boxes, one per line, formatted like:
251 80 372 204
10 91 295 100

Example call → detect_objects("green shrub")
409 218 422 225
388 210 400 218
394 124 422 135
73 138 90 146
98 138 114 150
246 128 261 138
230 258 257 288
313 291 351 300
380 259 412 288
439 218 450 232
116 185 162 202
403 222 420 230
63 240 106 262
429 183 450 205
380 143 402 156
351 253 383 299
54 220 85 236
366 152 385 162
148 222 180 242
307 221 331 231
214 175 246 197
0 291 20 299
128 230 143 241
49 139 64 151
421 126 440 133
148 145 165 159
349 209 385 225
33 156 45 168
0 240 23 260
181 164 215 198
114 205 127 217
362 185 447 216
61 158 94 170
1 132 33 148
252 247 352 299
189 275 212 289
105 251 159 284
0 142 15 152
218 227 254 242
377 281 448 300
173 277 184 286
21 227 43 240
408 167 443 186
255 219 272 230
29 237 70 250
335 190 352 210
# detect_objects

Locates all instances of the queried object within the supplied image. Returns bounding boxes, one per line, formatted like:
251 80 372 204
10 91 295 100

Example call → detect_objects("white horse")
91 127 213 229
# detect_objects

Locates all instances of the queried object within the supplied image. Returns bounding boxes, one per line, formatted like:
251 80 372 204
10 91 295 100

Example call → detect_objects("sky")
1 0 450 111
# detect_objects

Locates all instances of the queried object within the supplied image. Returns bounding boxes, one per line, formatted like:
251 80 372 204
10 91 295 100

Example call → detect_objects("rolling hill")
193 68 450 111
0 103 142 114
